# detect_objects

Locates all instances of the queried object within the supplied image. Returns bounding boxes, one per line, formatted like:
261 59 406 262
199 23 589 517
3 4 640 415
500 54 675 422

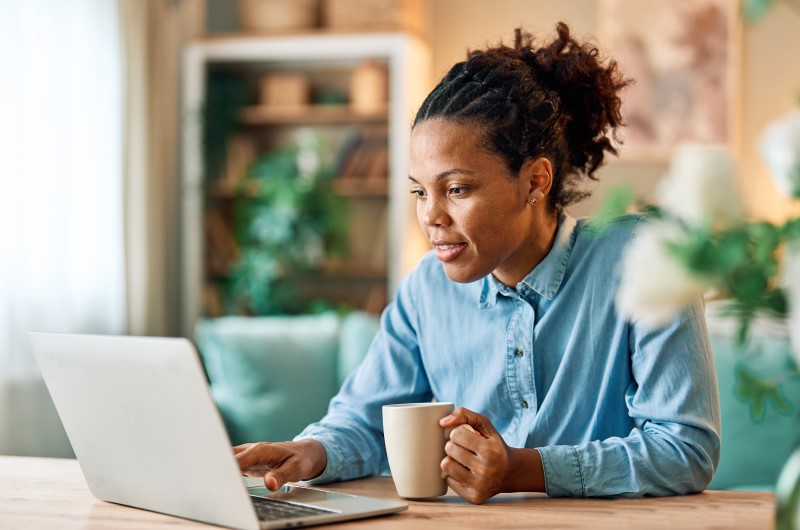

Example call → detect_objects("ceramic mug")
382 402 455 499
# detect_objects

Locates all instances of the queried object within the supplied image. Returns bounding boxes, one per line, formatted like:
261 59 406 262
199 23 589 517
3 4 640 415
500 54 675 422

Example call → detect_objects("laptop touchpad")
249 484 353 503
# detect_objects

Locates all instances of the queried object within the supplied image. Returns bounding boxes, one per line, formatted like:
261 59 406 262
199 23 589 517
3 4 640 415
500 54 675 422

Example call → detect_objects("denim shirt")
296 213 721 497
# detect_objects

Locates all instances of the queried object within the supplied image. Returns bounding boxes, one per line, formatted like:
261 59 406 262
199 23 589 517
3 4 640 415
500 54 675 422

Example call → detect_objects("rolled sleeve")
536 300 720 497
293 430 346 484
537 446 586 497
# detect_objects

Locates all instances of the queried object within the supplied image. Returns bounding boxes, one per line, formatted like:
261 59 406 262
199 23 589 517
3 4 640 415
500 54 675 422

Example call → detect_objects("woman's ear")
522 157 552 201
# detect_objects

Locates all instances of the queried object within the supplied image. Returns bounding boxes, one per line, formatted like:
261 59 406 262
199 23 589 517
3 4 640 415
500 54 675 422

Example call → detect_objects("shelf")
240 104 388 125
182 33 431 332
206 181 256 199
208 178 388 199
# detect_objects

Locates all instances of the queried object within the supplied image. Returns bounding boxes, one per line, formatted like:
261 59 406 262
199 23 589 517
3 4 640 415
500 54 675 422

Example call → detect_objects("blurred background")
0 0 798 480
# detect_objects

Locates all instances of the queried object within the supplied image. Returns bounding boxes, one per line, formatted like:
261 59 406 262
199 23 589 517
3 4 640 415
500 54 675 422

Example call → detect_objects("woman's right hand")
233 439 327 491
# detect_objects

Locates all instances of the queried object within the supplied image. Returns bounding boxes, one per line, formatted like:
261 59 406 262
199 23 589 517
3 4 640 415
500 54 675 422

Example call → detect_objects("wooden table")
0 456 775 529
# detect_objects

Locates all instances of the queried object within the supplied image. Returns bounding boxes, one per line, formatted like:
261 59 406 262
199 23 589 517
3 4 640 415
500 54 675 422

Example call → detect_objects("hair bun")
414 22 630 208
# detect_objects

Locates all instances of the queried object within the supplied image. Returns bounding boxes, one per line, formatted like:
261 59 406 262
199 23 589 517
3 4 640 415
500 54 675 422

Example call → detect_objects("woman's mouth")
433 243 466 262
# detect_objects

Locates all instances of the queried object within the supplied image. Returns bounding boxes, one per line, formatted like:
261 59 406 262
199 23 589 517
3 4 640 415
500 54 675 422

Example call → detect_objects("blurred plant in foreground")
599 117 800 419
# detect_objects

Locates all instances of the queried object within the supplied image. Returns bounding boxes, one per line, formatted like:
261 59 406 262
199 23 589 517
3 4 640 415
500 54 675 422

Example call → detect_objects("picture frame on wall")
598 0 741 161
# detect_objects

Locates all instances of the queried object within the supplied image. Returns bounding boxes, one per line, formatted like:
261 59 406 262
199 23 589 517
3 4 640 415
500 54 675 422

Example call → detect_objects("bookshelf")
240 104 387 125
180 33 430 335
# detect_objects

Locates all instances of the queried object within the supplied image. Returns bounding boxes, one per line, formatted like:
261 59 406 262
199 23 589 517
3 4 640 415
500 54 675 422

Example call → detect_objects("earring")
529 197 537 205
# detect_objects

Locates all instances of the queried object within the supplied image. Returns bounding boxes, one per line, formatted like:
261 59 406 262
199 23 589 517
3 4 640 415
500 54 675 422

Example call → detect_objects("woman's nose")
421 196 450 227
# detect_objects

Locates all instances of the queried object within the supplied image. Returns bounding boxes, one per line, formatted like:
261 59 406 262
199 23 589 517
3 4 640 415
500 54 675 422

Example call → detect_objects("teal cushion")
707 313 800 491
337 311 379 386
195 314 340 445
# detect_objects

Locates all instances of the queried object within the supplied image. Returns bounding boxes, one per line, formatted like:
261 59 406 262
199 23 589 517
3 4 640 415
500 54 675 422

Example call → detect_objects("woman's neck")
492 209 560 287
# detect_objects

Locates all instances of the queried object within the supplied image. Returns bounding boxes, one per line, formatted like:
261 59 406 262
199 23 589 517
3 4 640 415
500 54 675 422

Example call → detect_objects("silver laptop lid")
30 333 260 530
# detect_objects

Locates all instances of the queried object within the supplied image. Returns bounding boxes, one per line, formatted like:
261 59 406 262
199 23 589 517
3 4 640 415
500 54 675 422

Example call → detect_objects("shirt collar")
479 211 578 308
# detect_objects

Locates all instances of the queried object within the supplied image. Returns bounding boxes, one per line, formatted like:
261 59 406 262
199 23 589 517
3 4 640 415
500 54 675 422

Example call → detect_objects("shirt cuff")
537 445 586 497
293 430 343 485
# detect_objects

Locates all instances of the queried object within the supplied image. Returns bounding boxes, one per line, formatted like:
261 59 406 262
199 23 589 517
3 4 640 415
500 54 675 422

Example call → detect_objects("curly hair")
413 23 630 208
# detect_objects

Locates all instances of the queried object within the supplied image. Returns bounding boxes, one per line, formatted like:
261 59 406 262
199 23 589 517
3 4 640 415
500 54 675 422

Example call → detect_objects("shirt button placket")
512 349 528 410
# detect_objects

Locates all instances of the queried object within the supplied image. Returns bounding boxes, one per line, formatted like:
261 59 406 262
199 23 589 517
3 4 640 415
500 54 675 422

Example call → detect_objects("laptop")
29 332 407 530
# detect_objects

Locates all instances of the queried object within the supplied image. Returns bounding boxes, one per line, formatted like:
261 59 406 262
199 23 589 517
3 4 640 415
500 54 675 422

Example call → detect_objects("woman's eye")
449 187 466 195
410 189 426 198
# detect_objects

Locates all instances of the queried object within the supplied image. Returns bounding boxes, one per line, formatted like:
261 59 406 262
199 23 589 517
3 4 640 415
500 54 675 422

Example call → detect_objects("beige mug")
382 402 455 499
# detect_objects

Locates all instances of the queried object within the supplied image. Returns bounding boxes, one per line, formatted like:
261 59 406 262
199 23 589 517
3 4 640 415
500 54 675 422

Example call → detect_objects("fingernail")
441 415 453 423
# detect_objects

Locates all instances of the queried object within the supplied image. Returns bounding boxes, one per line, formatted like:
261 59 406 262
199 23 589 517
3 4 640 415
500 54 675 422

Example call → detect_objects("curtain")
0 0 204 458
119 0 204 338
0 0 125 456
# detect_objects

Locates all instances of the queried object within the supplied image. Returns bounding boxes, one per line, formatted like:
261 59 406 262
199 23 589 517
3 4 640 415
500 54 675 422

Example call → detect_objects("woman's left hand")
439 407 544 504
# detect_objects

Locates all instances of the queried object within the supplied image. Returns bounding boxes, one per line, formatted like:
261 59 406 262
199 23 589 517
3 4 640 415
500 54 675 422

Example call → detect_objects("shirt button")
514 348 524 358
520 400 529 409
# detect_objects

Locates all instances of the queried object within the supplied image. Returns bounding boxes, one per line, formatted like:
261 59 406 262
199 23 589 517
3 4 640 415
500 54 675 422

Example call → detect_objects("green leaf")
736 316 752 347
666 227 719 275
709 230 748 274
741 0 777 23
593 185 635 231
768 387 793 415
783 217 800 242
730 271 770 303
748 222 781 255
734 365 795 422
762 289 789 317
790 163 800 198
734 366 767 421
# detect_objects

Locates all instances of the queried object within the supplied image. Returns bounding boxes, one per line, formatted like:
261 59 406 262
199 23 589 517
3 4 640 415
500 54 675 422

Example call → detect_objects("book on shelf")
203 283 224 318
335 128 389 179
217 134 258 193
204 210 238 275
362 144 388 179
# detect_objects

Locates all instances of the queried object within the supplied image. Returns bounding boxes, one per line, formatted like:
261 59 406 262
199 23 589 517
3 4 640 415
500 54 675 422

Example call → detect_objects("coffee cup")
382 402 455 499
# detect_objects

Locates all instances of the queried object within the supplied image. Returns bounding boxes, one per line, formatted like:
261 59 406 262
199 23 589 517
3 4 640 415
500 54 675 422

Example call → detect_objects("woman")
235 23 721 503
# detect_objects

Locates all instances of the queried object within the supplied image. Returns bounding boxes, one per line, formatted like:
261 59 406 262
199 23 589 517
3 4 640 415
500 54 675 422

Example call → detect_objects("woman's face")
409 118 554 285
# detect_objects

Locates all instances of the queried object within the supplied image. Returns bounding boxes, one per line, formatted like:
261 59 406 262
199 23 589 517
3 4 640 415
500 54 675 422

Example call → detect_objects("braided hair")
413 23 630 208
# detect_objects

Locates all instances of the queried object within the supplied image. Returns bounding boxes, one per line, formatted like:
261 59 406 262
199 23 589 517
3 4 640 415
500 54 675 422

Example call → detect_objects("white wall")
740 2 800 222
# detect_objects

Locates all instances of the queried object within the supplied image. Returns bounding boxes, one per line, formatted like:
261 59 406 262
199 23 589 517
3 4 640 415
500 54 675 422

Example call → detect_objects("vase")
237 0 319 32
777 447 800 530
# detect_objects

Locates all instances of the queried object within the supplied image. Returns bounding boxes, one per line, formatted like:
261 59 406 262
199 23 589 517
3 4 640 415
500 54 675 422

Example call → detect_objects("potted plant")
227 129 349 315
592 2 800 521
601 116 800 527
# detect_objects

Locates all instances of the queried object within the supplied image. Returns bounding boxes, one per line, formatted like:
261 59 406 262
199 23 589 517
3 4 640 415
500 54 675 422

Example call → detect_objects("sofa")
195 311 379 445
705 303 800 490
195 305 800 491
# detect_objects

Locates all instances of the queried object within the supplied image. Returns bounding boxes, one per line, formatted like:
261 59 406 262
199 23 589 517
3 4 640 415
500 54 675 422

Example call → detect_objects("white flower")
616 220 715 326
760 110 800 198
657 143 743 229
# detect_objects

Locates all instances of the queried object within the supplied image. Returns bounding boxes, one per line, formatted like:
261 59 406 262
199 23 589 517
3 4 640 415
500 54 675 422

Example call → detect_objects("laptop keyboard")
251 496 335 521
